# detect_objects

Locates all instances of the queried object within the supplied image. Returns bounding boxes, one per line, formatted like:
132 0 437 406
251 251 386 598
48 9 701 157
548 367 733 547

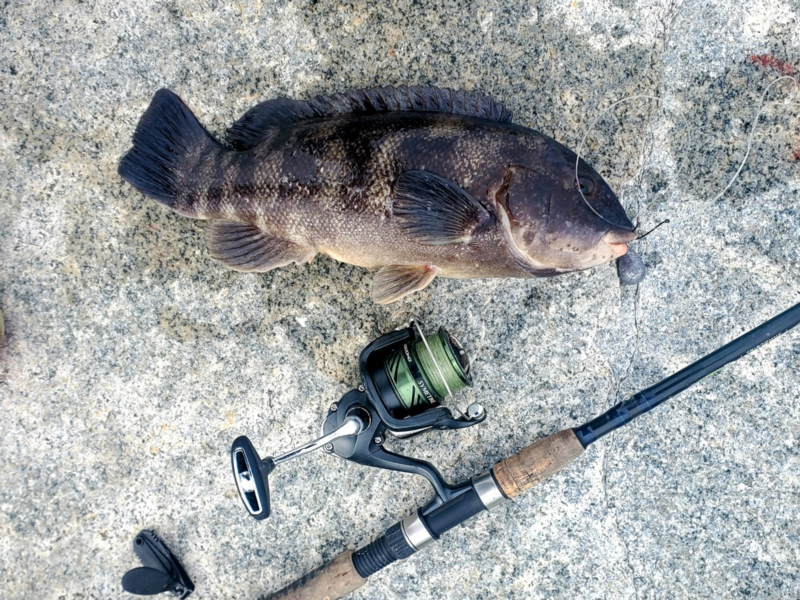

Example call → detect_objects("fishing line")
575 75 800 228
634 219 670 241
414 327 471 400
710 75 800 202
381 324 472 418
575 94 661 228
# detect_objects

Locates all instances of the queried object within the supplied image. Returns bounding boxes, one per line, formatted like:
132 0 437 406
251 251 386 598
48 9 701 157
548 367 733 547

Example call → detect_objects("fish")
118 85 639 303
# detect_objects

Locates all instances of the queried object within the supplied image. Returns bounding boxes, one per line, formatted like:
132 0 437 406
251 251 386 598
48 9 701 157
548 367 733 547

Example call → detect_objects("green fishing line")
384 327 472 412
415 328 471 399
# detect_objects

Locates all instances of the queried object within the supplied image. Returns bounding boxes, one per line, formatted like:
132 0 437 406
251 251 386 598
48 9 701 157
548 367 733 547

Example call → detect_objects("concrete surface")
1 1 799 599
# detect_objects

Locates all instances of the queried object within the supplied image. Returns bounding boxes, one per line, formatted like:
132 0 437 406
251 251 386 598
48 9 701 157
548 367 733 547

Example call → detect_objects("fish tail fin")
118 89 221 215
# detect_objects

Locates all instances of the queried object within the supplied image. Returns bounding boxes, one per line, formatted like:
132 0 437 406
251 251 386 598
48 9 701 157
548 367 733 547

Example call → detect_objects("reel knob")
231 436 275 520
466 403 485 420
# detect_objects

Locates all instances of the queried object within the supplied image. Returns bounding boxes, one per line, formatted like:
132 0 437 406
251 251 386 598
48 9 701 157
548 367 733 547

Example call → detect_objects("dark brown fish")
119 85 637 303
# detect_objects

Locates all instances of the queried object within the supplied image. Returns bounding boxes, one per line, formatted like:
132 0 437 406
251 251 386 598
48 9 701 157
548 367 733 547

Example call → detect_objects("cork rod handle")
491 429 585 498
265 429 584 599
265 550 366 600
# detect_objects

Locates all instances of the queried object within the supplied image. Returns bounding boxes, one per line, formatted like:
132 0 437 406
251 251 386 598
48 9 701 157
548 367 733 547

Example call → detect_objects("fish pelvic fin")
205 220 315 272
371 264 438 304
119 89 221 215
393 170 493 245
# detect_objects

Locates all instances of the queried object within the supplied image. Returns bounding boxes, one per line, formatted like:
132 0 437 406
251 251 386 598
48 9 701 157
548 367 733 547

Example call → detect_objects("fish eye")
576 176 596 196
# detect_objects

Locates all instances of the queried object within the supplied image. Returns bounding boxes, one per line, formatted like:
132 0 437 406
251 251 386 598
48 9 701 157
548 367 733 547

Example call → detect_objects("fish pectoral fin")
204 220 314 272
372 264 438 304
393 170 493 245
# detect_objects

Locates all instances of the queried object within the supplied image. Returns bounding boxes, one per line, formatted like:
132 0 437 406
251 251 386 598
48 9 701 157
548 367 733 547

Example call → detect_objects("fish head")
494 143 636 274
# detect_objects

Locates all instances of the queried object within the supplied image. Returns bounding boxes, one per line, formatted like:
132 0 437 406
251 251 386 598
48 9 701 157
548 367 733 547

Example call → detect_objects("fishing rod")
232 302 800 600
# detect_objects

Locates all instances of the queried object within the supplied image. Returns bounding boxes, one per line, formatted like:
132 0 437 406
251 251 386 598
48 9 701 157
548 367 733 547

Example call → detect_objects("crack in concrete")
600 440 640 600
597 7 685 596
615 283 642 403
600 281 643 600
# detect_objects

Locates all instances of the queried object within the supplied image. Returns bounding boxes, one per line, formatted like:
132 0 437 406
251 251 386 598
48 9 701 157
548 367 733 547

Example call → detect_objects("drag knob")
231 436 275 520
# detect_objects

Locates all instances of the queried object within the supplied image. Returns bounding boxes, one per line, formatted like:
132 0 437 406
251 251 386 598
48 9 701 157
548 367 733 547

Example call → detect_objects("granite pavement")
1 1 799 598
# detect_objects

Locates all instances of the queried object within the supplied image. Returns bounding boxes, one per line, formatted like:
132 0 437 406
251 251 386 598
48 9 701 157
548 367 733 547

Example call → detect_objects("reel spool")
375 326 472 419
231 321 486 520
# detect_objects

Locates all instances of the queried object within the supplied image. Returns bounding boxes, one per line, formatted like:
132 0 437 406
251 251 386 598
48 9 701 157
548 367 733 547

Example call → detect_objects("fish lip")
606 242 629 258
602 229 635 259
602 229 637 244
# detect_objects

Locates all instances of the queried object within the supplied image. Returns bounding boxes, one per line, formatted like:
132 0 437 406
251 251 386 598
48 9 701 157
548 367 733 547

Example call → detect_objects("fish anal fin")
226 85 513 150
205 221 314 272
393 170 493 245
372 264 438 304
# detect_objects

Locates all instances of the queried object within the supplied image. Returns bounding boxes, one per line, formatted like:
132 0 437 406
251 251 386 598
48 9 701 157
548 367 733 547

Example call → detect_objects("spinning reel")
231 321 487 520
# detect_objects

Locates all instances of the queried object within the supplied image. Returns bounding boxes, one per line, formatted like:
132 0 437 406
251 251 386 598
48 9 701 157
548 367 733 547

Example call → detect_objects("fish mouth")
602 228 636 258
603 228 637 244
605 242 629 258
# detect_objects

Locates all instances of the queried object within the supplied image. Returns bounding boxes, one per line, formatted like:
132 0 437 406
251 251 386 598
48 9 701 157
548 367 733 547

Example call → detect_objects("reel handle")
231 436 275 520
232 417 365 520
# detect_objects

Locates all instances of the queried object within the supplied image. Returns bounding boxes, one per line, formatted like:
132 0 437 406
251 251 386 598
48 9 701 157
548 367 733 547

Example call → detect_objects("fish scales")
185 114 525 275
119 85 639 303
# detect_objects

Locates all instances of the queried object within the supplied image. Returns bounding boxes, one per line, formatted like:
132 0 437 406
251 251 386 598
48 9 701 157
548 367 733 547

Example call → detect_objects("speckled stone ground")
1 1 799 599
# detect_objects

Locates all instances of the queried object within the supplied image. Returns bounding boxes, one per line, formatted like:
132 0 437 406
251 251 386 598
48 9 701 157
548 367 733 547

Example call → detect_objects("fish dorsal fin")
372 264 439 304
227 85 514 150
204 220 315 272
393 170 494 245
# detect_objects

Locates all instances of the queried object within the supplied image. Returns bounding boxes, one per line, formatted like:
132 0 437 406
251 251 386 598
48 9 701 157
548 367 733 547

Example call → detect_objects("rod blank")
574 301 800 446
